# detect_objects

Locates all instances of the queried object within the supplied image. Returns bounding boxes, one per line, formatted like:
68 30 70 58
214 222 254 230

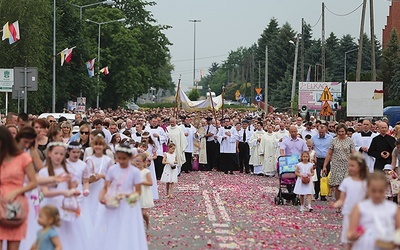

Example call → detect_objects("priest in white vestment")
352 119 377 173
166 118 188 174
249 122 266 175
260 124 278 176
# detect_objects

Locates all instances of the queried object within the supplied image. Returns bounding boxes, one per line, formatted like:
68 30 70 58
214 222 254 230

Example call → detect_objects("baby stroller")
274 154 300 206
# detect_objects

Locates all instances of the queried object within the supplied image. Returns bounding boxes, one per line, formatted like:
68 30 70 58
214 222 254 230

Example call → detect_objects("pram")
274 154 300 206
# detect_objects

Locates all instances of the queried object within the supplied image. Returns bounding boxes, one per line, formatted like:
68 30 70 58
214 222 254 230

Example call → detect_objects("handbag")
0 163 28 227
61 196 80 221
302 176 310 184
320 172 330 196
87 157 104 183
0 196 28 227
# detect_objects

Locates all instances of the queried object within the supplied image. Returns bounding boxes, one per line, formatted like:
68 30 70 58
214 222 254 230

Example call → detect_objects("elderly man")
295 117 304 134
368 122 396 171
249 121 265 175
280 126 308 157
352 119 377 173
145 115 168 179
311 125 333 200
74 113 83 126
167 117 188 174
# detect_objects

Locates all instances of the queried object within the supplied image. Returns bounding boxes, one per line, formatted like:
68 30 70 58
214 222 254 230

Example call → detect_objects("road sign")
319 86 333 102
320 101 334 116
0 69 14 92
255 95 262 102
241 98 248 104
12 84 24 100
235 90 241 100
255 88 262 95
13 67 38 91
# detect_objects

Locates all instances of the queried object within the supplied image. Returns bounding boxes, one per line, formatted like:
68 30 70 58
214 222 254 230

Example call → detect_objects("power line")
310 14 322 28
172 54 227 63
325 2 363 17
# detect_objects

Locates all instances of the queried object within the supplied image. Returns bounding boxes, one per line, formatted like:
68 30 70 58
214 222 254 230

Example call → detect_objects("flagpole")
174 76 181 119
209 86 216 123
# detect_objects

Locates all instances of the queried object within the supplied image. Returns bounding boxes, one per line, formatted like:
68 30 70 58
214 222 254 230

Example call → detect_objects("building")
383 0 400 48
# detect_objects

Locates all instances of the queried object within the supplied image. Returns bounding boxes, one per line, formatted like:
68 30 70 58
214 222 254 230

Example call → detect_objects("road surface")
148 171 342 249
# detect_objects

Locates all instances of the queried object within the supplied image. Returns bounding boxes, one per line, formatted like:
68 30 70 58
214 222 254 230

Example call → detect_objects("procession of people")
1 107 400 249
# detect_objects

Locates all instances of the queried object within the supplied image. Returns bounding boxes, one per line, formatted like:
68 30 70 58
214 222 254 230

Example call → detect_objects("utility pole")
370 0 376 81
322 2 326 82
250 53 255 105
189 20 201 87
356 0 368 81
301 18 305 82
265 45 268 114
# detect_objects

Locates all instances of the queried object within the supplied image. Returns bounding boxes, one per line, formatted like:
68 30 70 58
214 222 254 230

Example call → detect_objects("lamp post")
52 0 56 112
86 18 126 108
189 20 201 88
290 34 300 112
344 48 358 83
71 0 115 20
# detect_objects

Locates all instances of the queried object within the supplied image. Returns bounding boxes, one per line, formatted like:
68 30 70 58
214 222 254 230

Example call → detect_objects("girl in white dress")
66 141 92 231
134 153 154 230
93 145 147 250
331 152 368 248
293 151 315 212
84 135 113 224
139 141 159 200
348 172 400 250
38 142 89 250
161 143 178 198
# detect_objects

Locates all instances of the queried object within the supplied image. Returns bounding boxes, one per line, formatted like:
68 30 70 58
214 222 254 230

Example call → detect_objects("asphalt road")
148 171 342 250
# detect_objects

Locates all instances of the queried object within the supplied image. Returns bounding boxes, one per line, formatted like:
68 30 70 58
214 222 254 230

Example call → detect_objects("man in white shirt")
204 117 217 171
295 117 304 135
145 115 168 180
301 121 316 139
217 118 239 174
238 120 253 174
180 116 196 173
93 119 112 144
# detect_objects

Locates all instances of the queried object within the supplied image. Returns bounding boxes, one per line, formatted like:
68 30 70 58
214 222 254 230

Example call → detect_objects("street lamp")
189 20 201 88
52 0 56 112
290 34 300 111
344 48 358 83
71 0 115 20
86 18 126 108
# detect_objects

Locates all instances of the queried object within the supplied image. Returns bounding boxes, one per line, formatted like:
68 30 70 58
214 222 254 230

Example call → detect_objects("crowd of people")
1 108 400 249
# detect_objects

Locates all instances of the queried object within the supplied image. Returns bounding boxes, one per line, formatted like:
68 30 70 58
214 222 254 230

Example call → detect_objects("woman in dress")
322 124 355 211
109 133 121 154
0 126 37 250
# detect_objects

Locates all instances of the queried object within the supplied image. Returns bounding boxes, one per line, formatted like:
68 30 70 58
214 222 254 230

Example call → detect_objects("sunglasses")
49 120 56 123
80 131 89 135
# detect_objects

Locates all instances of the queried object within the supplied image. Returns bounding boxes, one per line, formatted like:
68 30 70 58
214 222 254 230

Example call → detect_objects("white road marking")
214 228 230 234
216 236 235 241
212 223 229 228
214 192 231 222
203 190 216 221
219 243 240 249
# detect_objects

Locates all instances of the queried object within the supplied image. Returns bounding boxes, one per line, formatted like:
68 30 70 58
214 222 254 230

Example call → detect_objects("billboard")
347 81 383 117
298 82 342 110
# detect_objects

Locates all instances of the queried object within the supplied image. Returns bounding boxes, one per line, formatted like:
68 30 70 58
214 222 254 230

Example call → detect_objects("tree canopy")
0 0 174 113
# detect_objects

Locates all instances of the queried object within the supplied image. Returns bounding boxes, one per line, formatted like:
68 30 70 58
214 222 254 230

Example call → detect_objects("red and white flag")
60 47 75 66
100 66 109 75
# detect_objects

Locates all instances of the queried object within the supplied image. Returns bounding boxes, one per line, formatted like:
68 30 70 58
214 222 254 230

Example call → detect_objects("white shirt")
204 124 217 142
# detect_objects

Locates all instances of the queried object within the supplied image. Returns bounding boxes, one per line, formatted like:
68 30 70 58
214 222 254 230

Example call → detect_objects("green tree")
187 89 200 101
381 28 400 101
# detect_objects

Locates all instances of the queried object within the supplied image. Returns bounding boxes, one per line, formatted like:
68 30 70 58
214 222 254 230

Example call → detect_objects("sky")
149 0 392 91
